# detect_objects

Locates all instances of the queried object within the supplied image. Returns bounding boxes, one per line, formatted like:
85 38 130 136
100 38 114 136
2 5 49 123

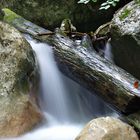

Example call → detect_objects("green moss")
127 117 140 131
135 0 140 5
2 8 21 23
119 8 131 21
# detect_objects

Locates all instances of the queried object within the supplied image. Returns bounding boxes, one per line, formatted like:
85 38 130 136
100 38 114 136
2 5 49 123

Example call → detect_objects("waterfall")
104 41 114 63
27 37 70 122
1 35 118 140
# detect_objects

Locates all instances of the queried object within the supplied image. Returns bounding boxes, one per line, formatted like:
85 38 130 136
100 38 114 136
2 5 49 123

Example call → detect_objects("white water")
104 41 114 63
29 38 70 122
1 35 118 140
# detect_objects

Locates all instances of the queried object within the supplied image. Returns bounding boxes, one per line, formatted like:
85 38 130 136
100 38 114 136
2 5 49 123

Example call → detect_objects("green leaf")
78 0 90 4
101 2 108 6
78 0 120 9
92 0 97 2
104 5 111 9
112 2 117 7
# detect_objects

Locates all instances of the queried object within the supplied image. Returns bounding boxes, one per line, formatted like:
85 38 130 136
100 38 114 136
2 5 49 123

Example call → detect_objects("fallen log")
3 8 140 114
3 8 140 133
47 34 140 114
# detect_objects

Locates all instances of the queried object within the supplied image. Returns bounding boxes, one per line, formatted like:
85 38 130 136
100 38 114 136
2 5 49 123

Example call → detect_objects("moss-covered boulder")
126 111 140 133
76 117 139 140
0 0 131 32
0 21 42 137
110 1 140 79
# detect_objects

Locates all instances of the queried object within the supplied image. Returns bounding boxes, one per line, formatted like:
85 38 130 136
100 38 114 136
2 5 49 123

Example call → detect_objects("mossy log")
3 8 140 115
3 8 140 134
47 34 140 114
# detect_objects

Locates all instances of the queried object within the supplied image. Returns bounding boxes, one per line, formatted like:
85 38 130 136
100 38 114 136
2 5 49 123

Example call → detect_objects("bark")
46 34 140 114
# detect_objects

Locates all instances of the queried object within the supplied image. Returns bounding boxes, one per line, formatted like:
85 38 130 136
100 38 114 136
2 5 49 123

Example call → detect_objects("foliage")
78 0 120 10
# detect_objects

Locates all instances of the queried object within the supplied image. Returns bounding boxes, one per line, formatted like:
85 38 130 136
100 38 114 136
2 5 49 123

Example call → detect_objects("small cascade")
104 41 114 63
1 35 118 140
27 37 69 122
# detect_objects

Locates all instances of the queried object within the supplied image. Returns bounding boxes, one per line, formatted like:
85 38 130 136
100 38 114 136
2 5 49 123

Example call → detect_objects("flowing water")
104 41 114 63
2 35 118 140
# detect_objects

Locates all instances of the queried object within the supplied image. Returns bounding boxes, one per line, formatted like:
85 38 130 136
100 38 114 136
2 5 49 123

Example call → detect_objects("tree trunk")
45 34 140 114
3 8 140 132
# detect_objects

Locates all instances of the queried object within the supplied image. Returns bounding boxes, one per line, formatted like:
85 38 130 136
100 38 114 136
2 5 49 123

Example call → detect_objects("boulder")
110 1 140 79
76 117 139 140
0 21 42 137
0 0 131 32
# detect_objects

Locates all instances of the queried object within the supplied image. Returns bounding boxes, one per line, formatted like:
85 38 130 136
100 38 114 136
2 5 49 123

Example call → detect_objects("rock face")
0 9 4 20
0 0 131 32
76 117 139 140
110 1 140 79
0 21 42 137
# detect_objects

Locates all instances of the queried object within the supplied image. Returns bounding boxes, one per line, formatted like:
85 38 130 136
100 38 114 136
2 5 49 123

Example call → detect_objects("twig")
37 31 86 36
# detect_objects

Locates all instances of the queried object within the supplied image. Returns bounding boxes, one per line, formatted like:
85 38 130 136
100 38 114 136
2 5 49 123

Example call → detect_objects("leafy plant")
78 0 97 4
78 0 120 10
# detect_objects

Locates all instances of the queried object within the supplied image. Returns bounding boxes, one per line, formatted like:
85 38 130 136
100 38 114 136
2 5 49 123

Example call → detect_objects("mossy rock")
2 8 21 22
126 111 140 133
76 117 139 140
110 0 140 79
0 21 42 137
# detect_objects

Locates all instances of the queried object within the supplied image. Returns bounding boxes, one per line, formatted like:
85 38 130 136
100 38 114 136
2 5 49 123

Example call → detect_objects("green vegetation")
78 0 120 10
119 8 131 21
78 0 140 10
2 8 21 22
135 0 140 4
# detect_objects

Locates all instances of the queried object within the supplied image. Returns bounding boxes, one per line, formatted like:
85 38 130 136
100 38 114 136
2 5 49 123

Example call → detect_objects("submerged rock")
0 21 42 137
76 117 139 140
110 1 140 79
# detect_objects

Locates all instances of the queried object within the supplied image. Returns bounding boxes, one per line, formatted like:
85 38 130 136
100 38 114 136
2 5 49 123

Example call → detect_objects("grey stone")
0 21 42 137
110 1 140 79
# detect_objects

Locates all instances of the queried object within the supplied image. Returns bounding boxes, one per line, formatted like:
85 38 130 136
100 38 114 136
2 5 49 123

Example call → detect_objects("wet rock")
0 9 4 20
126 111 140 134
0 0 131 31
110 1 140 79
60 18 76 33
0 21 42 137
76 117 139 140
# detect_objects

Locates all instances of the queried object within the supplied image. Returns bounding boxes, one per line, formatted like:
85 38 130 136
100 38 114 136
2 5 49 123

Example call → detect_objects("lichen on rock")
76 117 139 140
0 21 42 137
110 0 140 79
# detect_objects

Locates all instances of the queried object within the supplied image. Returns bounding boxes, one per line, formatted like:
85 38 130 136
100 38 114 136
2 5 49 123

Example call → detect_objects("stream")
2 35 118 140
